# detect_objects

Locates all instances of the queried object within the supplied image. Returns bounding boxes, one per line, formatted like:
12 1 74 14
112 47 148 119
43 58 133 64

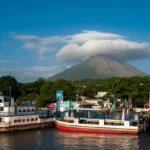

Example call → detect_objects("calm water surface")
0 128 150 150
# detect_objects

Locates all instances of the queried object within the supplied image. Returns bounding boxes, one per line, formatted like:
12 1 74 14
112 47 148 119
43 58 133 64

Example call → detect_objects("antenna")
9 86 11 96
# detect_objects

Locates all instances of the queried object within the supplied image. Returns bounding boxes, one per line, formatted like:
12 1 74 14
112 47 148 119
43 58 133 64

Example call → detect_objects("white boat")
55 108 144 135
0 96 54 132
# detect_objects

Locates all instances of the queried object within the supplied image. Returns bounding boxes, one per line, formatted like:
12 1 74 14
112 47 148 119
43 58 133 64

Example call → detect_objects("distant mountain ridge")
48 54 147 81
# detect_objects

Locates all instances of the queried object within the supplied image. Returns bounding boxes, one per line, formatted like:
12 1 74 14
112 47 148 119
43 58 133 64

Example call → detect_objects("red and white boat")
55 108 144 135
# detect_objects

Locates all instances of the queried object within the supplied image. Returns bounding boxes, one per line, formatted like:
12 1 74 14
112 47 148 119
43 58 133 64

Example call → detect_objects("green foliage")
16 78 45 101
37 79 76 107
0 76 20 98
74 77 150 107
0 75 150 108
51 79 76 101
37 81 54 107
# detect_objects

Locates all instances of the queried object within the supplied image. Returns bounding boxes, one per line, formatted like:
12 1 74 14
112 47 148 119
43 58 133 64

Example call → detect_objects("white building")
95 92 107 98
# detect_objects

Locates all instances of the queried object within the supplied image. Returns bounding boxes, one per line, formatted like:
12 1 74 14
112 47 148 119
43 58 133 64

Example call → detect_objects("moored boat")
0 96 54 132
55 108 144 135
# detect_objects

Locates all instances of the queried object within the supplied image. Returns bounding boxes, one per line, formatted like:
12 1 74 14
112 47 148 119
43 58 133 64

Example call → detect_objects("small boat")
55 108 144 135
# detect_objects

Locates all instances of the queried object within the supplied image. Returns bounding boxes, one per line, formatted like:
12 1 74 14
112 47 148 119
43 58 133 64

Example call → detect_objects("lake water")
0 128 150 150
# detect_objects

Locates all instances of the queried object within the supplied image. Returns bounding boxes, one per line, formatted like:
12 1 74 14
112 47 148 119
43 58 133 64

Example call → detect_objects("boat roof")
0 95 14 99
66 108 103 111
73 101 95 105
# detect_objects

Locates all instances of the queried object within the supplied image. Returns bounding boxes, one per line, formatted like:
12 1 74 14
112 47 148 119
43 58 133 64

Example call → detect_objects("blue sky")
0 0 150 82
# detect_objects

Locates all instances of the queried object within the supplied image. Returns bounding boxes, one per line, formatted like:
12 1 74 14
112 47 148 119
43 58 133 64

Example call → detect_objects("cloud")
10 30 123 59
11 34 65 59
0 60 19 64
66 65 71 69
56 34 150 63
23 66 62 78
0 66 63 82
11 30 150 63
66 30 124 43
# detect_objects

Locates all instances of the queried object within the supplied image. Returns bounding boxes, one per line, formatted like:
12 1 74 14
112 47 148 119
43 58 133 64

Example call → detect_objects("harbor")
1 93 150 134
1 0 150 149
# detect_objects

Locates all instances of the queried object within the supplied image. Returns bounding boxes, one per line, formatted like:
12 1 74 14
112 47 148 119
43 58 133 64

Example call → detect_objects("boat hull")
55 120 139 135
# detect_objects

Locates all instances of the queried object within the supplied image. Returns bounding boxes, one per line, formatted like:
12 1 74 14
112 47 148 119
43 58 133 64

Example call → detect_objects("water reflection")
55 130 140 150
0 129 150 150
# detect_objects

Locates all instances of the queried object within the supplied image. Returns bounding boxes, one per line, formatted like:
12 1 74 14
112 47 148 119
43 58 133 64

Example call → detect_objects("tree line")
0 76 76 107
0 75 150 107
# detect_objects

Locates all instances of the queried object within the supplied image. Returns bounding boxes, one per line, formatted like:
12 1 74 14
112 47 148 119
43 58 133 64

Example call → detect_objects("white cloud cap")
66 30 124 43
11 30 150 62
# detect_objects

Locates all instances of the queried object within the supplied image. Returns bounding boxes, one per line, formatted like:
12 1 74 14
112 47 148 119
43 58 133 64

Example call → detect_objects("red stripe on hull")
56 122 137 135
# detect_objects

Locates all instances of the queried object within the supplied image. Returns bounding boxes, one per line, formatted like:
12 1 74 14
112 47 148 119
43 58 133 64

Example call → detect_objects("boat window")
27 119 30 121
4 99 8 102
64 118 74 123
27 109 30 112
35 118 38 121
22 119 25 122
18 119 21 122
0 99 3 103
23 110 26 112
14 120 17 123
104 120 124 126
79 120 86 124
0 107 4 111
19 110 22 112
139 120 143 124
130 121 138 126
31 118 34 121
32 109 35 111
4 99 10 102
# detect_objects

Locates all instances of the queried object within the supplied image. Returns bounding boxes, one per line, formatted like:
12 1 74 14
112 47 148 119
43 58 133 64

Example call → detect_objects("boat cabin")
60 108 143 128
0 96 15 116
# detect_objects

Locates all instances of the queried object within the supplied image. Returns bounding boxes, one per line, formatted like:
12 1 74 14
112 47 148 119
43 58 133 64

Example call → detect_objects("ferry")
55 108 144 135
0 96 54 132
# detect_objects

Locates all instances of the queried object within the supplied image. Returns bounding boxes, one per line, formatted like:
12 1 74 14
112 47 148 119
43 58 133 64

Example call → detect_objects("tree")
16 78 45 102
51 79 76 101
81 87 96 98
100 76 150 107
37 81 54 107
37 79 76 107
33 78 45 94
0 76 20 98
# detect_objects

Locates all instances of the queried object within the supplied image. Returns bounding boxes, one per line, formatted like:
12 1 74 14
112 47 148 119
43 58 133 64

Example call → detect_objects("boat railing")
60 113 65 121
0 112 15 116
0 111 38 116
16 111 36 116
125 114 143 120
16 101 36 106
60 111 143 121
74 112 122 120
